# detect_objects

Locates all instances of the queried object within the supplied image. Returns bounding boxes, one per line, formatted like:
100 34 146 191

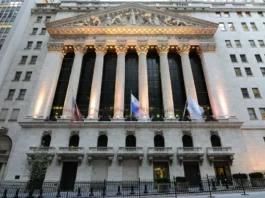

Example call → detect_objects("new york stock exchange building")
0 0 265 191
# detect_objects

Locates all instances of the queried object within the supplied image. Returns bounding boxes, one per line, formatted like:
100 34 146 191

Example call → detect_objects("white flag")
187 96 204 122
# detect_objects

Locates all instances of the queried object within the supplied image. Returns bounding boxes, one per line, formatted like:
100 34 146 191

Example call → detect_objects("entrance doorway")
183 162 201 186
153 162 170 180
60 162 78 190
214 161 232 183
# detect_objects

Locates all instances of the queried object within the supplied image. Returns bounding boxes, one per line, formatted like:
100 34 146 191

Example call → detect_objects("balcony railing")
57 147 84 162
177 147 204 165
148 147 173 155
27 147 55 156
117 147 144 165
87 147 114 165
88 147 114 154
206 147 235 165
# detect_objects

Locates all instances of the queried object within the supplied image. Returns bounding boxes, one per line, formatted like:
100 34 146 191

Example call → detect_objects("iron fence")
1 175 265 198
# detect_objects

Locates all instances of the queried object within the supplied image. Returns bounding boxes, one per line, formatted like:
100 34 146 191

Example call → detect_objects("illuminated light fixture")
156 114 160 118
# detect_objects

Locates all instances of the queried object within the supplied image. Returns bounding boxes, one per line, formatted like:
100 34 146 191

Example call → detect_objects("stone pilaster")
87 44 107 120
113 44 127 120
27 43 65 119
177 44 198 104
136 44 150 120
156 44 175 120
62 44 87 119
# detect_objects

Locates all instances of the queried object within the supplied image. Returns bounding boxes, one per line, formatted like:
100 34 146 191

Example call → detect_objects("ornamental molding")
0 127 8 135
94 44 107 54
136 44 149 55
73 44 88 54
115 44 128 54
154 130 163 136
47 43 65 55
176 44 190 55
42 130 52 137
156 44 169 54
70 130 79 136
46 3 218 36
99 131 107 136
196 43 216 55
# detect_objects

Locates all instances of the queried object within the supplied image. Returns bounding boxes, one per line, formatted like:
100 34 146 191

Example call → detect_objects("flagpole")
130 90 132 121
182 99 188 121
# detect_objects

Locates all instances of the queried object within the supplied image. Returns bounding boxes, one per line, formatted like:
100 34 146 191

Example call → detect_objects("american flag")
71 97 83 122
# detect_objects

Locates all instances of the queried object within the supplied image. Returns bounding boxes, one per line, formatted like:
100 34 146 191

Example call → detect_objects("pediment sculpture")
70 9 194 27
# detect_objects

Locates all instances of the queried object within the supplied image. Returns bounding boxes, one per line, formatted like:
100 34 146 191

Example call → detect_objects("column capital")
47 43 65 56
156 44 169 55
197 43 216 56
94 44 107 54
136 44 149 55
115 44 128 54
176 44 190 55
73 44 87 54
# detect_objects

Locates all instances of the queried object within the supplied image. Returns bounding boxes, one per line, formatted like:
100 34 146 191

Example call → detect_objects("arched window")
69 135 79 147
182 135 193 147
41 135 51 147
126 135 136 147
211 135 221 147
154 135 164 147
97 135 108 147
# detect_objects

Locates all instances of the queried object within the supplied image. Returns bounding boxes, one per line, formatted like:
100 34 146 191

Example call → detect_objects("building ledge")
87 147 114 166
57 147 84 163
177 147 204 165
206 147 235 165
117 147 144 166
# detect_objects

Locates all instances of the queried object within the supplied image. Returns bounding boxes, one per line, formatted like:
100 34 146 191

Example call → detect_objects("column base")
111 118 125 122
84 118 99 122
57 118 71 122
164 118 177 122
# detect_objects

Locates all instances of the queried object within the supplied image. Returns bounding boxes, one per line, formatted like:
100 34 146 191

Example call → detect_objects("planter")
157 183 170 193
250 179 265 187
233 179 250 188
177 182 189 191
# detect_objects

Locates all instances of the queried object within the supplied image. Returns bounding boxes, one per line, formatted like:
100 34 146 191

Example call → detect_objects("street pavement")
176 191 265 198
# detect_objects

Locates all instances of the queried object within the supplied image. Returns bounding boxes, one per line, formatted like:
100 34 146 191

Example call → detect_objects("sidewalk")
176 191 265 198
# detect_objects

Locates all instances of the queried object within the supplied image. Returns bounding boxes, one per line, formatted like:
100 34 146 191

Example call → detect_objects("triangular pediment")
47 3 218 35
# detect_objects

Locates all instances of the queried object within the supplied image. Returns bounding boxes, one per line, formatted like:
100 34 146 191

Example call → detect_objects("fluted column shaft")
28 44 64 119
156 45 175 119
113 44 127 119
87 44 107 119
177 45 198 103
62 45 86 119
136 44 149 119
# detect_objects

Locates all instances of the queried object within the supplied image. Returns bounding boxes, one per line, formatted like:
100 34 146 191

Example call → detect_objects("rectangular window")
260 108 265 120
230 54 237 63
235 40 242 48
13 72 22 81
258 40 265 48
10 109 20 121
19 56 27 64
45 16 51 22
245 68 253 76
225 40 232 48
224 12 230 17
242 23 249 31
31 28 38 35
0 109 8 121
252 88 261 98
241 88 250 98
17 89 26 100
237 12 243 17
248 108 257 120
25 41 33 49
240 54 248 62
255 54 263 62
36 16 42 23
29 56 37 64
216 12 221 17
258 12 264 17
234 68 242 76
245 12 251 17
24 72 32 81
40 28 46 35
6 89 15 100
228 22 235 31
261 68 265 76
35 41 42 49
249 40 256 48
219 23 226 31
250 22 258 31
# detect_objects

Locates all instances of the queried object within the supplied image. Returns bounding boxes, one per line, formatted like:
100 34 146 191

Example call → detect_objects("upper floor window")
6 89 15 100
234 68 242 76
240 54 248 63
97 135 108 147
219 23 226 31
258 40 265 48
235 40 242 48
19 56 28 64
41 135 51 147
154 135 165 147
241 88 250 98
13 71 22 81
261 67 265 76
228 22 235 31
225 40 232 48
40 28 46 35
252 88 261 98
17 89 26 100
211 135 222 147
250 22 258 31
36 16 42 23
0 109 8 121
237 12 243 17
260 108 265 120
247 108 257 120
35 41 42 49
245 68 253 76
241 23 249 31
10 109 20 121
31 28 38 35
230 54 237 62
126 135 136 147
245 12 251 17
216 12 221 17
45 16 51 23
24 71 32 81
69 135 79 147
25 41 33 49
29 56 37 64
182 135 193 147
258 12 264 17
249 40 256 48
224 12 230 17
255 54 263 62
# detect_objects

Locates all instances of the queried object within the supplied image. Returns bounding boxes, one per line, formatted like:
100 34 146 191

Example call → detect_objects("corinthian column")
27 43 65 119
177 45 198 103
156 44 175 120
87 44 107 120
113 44 127 120
62 44 87 119
136 44 150 120
197 44 231 118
